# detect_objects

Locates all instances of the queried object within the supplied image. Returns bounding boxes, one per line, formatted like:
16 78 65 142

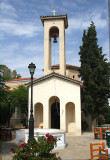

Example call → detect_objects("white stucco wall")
28 76 81 135
44 19 66 75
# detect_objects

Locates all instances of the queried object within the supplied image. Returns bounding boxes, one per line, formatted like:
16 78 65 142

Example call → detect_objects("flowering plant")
10 133 61 160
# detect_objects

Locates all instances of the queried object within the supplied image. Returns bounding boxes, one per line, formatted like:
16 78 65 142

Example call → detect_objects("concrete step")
66 132 76 136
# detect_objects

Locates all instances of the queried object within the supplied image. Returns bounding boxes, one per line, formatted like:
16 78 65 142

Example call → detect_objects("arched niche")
34 103 43 127
66 102 75 132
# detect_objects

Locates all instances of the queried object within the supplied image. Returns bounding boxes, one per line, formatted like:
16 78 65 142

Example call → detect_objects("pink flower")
46 133 49 137
24 156 27 158
34 146 38 149
46 138 50 142
20 142 27 147
10 148 15 152
51 137 53 141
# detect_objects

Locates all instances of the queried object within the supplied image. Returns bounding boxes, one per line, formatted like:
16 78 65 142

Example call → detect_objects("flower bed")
10 133 61 160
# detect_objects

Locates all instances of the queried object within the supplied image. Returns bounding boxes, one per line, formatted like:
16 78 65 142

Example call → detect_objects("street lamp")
28 62 36 139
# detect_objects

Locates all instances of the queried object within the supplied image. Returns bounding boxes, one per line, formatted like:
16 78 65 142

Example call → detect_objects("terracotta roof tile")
5 78 36 82
51 64 80 69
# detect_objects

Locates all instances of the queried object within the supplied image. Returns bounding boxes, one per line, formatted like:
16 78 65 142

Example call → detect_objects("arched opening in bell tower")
49 26 59 67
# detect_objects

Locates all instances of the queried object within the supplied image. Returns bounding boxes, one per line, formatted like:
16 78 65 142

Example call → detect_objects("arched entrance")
34 103 43 127
51 101 60 129
49 96 60 129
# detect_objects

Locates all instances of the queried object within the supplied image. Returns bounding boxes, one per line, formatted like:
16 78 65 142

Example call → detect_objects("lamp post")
28 62 36 139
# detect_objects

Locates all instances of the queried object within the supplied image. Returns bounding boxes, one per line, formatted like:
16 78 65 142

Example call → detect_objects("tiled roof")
27 72 82 87
51 64 80 69
40 14 68 29
5 78 36 82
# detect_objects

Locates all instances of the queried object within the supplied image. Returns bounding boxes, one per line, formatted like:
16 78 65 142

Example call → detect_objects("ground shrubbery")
10 133 61 160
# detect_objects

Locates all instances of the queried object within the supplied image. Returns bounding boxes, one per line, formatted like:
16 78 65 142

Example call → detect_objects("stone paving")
1 131 107 160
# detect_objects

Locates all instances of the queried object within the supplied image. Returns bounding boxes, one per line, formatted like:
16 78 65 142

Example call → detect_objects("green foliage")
20 118 28 129
0 65 22 126
10 85 28 115
79 21 110 119
0 64 21 81
81 121 89 131
10 134 61 160
4 69 21 80
0 102 9 124
104 108 110 124
10 85 28 127
98 114 105 125
0 92 15 125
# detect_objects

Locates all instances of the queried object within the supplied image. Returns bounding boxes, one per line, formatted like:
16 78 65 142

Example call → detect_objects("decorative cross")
52 9 57 16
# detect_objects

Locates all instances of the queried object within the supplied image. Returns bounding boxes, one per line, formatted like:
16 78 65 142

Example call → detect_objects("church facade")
28 14 82 135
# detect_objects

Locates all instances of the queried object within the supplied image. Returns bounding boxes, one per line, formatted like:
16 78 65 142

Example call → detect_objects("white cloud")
0 41 44 77
0 0 18 18
62 1 77 8
0 18 42 37
67 7 107 34
0 1 15 11
24 43 43 53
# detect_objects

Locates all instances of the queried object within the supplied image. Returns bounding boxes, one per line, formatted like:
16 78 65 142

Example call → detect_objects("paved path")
1 131 107 160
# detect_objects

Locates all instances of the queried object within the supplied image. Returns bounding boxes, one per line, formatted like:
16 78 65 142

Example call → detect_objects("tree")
0 64 21 81
10 85 28 127
4 69 21 80
0 65 10 101
79 22 110 122
0 65 22 126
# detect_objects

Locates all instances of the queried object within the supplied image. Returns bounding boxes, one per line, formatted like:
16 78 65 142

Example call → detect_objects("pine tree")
79 22 110 120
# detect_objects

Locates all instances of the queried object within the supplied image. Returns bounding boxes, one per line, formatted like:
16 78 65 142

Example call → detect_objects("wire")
54 42 55 66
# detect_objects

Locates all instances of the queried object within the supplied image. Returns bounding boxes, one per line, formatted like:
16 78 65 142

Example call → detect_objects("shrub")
82 121 89 131
10 133 61 160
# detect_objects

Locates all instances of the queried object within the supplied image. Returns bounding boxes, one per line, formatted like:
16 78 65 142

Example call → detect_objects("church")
28 13 82 136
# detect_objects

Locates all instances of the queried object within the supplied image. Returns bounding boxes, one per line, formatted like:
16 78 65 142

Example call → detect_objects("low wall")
16 128 66 150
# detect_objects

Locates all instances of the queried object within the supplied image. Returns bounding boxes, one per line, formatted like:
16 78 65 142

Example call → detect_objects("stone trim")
40 14 68 29
26 72 82 86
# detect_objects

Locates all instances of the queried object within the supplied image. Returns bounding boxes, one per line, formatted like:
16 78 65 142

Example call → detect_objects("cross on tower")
52 9 57 16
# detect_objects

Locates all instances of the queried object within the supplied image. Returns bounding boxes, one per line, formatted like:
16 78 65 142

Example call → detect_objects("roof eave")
27 72 82 87
40 14 68 29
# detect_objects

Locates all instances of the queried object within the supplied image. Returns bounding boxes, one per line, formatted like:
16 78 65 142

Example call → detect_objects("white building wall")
28 77 81 135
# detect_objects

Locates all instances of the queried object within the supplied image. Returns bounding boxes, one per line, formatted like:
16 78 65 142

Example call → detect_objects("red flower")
46 138 50 142
24 156 27 158
34 146 38 149
51 137 53 141
10 148 15 152
20 142 27 147
27 153 30 155
46 133 49 137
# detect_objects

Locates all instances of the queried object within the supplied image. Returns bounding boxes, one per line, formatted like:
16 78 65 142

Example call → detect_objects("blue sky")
0 0 109 78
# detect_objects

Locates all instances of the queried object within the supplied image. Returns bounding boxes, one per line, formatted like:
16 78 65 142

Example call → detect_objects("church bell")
53 37 57 43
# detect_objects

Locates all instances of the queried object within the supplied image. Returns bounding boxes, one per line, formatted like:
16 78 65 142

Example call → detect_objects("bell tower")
40 13 68 76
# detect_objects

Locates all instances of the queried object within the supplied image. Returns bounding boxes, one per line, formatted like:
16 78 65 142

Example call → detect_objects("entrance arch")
49 96 60 129
34 103 43 127
66 102 75 132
